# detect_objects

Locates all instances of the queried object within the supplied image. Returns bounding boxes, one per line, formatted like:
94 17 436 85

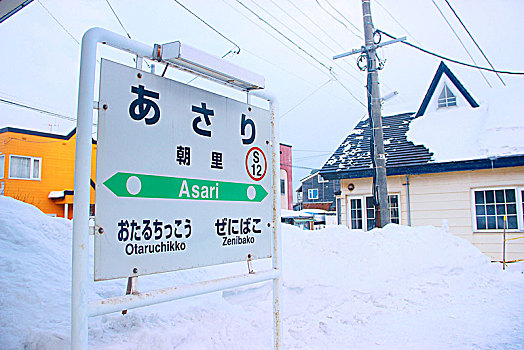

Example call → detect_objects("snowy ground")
1 196 523 349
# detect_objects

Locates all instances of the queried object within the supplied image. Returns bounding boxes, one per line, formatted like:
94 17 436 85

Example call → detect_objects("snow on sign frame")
95 59 273 281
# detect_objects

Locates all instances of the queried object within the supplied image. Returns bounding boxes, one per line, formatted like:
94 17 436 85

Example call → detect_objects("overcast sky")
1 0 523 193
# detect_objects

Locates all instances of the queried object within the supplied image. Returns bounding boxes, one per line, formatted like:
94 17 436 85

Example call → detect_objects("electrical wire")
432 0 491 88
0 97 97 126
330 71 366 108
37 0 79 45
184 50 235 85
280 78 333 120
286 164 319 170
293 149 333 153
294 153 333 162
267 0 363 84
378 30 524 75
250 0 361 84
374 0 423 47
173 0 240 54
0 97 75 121
224 0 366 108
314 0 361 40
234 0 331 72
105 0 131 39
221 0 326 77
323 0 362 36
286 0 346 51
443 0 505 86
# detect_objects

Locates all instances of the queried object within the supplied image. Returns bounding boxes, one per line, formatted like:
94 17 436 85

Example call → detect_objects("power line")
284 164 319 170
184 50 235 85
293 149 333 153
241 46 357 105
232 0 366 108
0 96 98 127
323 0 362 35
0 97 76 121
235 0 331 71
293 0 395 96
251 0 361 84
286 0 346 51
37 0 79 45
314 0 362 40
267 0 363 84
294 153 332 162
105 0 131 39
378 30 524 75
280 78 333 120
330 71 366 108
374 0 423 47
443 0 505 86
173 0 240 53
220 0 326 78
432 0 491 87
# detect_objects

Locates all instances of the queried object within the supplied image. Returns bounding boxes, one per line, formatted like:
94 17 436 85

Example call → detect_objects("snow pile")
1 196 523 349
407 80 524 162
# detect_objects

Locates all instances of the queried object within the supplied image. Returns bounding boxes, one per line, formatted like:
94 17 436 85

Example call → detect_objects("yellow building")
0 127 96 219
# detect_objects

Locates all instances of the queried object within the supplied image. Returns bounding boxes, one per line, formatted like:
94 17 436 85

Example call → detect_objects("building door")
347 197 363 230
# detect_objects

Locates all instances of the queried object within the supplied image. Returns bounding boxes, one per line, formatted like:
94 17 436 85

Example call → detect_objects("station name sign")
94 59 273 281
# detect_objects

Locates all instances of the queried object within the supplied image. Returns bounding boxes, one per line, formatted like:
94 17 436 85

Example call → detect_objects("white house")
320 62 524 262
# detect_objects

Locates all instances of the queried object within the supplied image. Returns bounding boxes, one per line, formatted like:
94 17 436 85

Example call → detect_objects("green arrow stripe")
103 172 269 202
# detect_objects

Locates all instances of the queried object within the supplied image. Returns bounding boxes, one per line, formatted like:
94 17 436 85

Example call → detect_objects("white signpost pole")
72 28 154 350
72 28 281 350
253 90 282 347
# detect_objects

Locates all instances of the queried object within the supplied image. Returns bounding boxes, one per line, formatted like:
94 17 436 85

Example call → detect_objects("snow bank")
1 197 523 349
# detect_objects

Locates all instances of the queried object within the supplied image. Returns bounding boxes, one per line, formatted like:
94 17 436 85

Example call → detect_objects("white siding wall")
340 167 524 261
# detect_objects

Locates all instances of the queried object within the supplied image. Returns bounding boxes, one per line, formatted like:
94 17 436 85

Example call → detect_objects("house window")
9 155 41 180
0 155 4 179
318 174 328 183
280 179 286 195
349 198 363 229
308 188 318 200
474 189 518 230
365 195 400 230
438 84 457 108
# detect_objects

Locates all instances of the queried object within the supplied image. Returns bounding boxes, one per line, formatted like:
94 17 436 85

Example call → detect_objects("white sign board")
95 59 273 281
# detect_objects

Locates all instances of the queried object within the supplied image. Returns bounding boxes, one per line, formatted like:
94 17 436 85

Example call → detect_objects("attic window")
438 84 457 108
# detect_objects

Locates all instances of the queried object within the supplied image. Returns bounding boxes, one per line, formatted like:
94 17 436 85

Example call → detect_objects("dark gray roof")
321 113 433 173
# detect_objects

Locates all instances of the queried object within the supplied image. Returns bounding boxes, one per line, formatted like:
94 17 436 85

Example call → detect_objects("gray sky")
1 0 523 194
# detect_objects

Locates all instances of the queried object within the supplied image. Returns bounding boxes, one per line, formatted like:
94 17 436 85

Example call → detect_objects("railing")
502 215 524 270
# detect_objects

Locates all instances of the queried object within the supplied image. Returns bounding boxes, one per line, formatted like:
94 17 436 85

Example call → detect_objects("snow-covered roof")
281 209 314 218
408 77 524 162
321 113 433 173
321 61 524 175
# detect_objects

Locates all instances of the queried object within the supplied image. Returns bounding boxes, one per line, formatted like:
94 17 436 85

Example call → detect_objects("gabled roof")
0 126 97 144
321 153 524 180
415 61 479 117
321 113 433 174
0 126 76 140
320 61 524 180
299 169 320 183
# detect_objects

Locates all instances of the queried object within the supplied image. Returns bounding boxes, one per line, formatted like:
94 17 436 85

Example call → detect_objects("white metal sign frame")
71 27 281 349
